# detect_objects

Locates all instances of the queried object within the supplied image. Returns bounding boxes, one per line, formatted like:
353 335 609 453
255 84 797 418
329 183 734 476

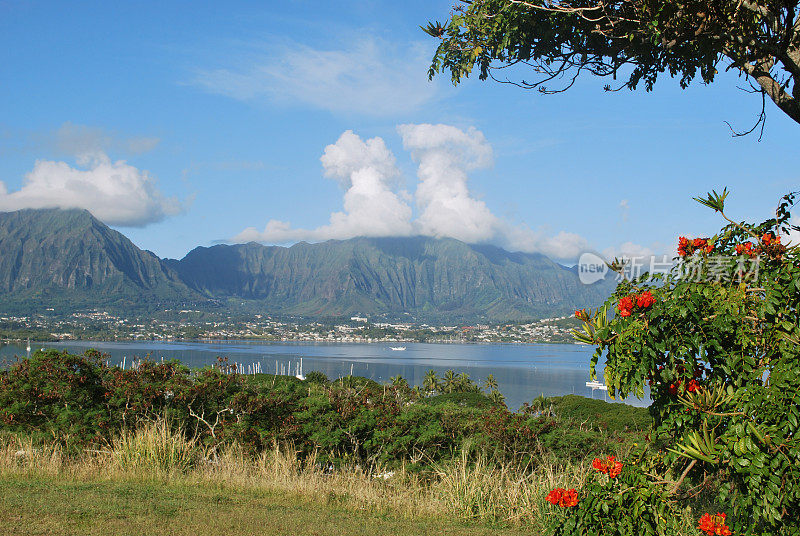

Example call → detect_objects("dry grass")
0 421 606 534
433 449 588 527
112 419 199 476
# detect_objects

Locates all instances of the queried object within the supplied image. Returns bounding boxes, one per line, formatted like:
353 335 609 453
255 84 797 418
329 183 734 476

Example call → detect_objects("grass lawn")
0 474 532 536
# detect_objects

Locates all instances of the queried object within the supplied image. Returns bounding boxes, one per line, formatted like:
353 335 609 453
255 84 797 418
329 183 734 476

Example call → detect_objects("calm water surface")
0 340 650 409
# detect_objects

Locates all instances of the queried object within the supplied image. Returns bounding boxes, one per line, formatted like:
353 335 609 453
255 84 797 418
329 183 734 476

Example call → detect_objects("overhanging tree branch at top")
424 0 800 133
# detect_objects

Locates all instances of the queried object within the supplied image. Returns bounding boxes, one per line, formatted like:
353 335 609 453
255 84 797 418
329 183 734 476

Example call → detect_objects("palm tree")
390 375 408 389
484 374 498 392
442 369 457 393
489 389 506 405
531 393 551 416
456 372 474 393
423 370 439 394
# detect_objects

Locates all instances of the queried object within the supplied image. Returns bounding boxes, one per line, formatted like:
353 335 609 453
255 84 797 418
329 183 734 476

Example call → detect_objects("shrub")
0 349 109 446
0 349 648 477
569 190 800 535
550 395 652 433
418 391 499 409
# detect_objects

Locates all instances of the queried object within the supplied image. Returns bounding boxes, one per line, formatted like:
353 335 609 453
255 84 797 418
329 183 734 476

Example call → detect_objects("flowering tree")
561 190 800 535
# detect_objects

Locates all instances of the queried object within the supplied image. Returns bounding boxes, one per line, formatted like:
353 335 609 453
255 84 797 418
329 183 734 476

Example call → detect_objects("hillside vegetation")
0 208 613 321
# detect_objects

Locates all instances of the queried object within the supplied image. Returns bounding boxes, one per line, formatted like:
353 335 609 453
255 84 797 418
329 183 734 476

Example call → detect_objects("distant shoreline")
3 337 582 346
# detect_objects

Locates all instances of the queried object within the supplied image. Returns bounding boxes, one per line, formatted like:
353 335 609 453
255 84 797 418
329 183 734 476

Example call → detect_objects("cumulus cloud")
398 123 498 243
396 123 593 260
193 37 438 116
0 153 182 226
234 131 413 243
501 224 591 261
236 124 650 263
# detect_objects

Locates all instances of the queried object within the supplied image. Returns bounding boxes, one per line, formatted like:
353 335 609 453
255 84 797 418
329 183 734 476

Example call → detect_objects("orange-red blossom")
678 236 714 257
698 513 732 535
574 308 589 321
592 455 623 478
618 296 634 317
545 487 578 507
617 291 655 317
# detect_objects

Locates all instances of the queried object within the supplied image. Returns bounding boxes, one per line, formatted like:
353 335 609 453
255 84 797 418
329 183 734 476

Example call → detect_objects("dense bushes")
0 349 648 470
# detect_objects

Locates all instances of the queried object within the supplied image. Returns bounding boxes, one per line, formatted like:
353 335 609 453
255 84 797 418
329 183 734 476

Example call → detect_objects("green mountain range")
0 208 614 321
0 208 204 314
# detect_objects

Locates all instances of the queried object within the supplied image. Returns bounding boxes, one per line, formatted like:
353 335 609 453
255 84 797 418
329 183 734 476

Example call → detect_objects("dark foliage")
0 350 649 469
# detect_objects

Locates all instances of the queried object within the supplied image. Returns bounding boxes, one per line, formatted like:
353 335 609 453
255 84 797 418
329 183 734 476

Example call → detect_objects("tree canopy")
424 0 800 132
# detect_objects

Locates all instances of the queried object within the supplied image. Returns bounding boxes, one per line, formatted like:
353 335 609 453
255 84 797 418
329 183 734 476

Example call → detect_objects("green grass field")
0 474 531 536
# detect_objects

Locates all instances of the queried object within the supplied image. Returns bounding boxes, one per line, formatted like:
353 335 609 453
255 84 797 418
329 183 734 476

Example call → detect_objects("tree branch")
670 459 697 495
740 59 800 123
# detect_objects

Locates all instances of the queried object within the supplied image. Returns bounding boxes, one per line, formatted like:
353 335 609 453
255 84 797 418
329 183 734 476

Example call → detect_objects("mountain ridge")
0 208 614 321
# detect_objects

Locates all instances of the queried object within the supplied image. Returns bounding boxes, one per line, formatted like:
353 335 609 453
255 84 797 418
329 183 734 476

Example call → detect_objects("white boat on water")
389 346 406 351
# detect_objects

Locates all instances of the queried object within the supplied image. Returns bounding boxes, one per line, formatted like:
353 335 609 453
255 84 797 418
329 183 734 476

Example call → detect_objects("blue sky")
1 0 797 261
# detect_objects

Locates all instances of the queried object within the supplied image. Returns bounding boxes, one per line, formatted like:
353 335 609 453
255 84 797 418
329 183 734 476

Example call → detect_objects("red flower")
592 455 623 478
562 488 578 507
762 232 773 245
678 236 716 257
685 379 700 393
546 488 579 507
678 236 690 257
698 513 732 535
636 291 655 309
736 242 758 258
667 382 680 395
608 460 623 478
618 296 634 317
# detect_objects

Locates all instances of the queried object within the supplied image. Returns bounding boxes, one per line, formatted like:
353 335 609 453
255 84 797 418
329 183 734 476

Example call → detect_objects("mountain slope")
0 208 202 313
170 236 613 321
0 208 614 320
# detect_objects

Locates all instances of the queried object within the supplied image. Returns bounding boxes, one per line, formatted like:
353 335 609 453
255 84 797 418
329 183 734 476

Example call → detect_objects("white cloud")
235 125 650 263
398 123 498 243
234 131 413 243
193 37 438 116
619 199 629 222
397 123 593 260
601 241 656 261
500 224 591 260
0 153 182 226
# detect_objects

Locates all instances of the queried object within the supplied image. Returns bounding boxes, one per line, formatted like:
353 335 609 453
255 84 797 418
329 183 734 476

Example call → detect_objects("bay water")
0 340 650 409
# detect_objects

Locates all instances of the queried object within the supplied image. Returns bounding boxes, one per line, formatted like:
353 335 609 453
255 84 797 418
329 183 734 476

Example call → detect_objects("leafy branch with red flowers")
562 190 800 535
